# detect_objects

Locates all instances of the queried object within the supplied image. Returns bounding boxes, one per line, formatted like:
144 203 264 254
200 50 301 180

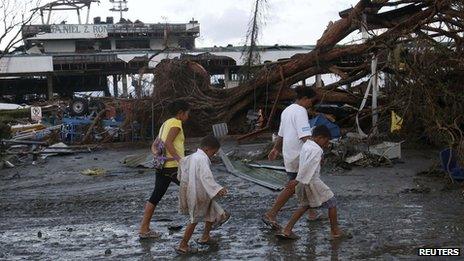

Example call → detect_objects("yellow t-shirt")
160 118 185 168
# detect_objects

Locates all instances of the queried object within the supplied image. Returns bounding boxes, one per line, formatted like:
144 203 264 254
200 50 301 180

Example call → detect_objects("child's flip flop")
212 211 231 230
330 231 353 241
261 214 281 230
195 238 217 245
139 230 161 239
175 246 199 255
275 231 300 240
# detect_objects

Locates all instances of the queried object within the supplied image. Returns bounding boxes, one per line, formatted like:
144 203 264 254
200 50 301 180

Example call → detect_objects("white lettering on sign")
31 106 42 122
34 25 108 39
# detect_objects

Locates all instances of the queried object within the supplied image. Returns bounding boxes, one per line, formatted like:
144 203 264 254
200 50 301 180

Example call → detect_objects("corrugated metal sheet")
219 149 286 191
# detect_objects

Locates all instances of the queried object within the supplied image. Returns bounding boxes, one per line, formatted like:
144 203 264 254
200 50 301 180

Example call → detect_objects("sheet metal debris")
219 149 286 191
247 163 286 172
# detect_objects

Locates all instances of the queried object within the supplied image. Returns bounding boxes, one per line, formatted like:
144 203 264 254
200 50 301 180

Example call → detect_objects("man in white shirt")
262 86 320 229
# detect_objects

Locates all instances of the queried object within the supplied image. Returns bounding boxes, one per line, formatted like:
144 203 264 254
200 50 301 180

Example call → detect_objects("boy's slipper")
175 246 198 255
306 212 324 222
138 230 161 239
195 238 217 245
212 211 231 230
275 231 300 240
330 231 353 241
261 214 281 230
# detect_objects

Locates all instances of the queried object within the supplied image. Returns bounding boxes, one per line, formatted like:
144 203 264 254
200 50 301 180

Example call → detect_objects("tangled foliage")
390 37 464 163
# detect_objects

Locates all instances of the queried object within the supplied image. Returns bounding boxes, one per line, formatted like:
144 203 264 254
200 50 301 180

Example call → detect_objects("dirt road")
1 142 463 260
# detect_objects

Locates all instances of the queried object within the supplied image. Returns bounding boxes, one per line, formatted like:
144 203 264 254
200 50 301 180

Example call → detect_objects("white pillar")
315 74 322 88
224 68 230 88
121 74 128 97
110 40 116 50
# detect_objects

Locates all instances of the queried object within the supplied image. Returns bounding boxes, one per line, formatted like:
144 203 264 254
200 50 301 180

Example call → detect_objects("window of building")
76 40 111 52
115 39 150 50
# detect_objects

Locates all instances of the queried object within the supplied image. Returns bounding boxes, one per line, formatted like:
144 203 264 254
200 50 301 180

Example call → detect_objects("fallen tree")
127 0 464 154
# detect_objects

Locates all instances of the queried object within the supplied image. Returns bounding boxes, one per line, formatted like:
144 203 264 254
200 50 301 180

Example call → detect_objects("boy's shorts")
310 197 337 209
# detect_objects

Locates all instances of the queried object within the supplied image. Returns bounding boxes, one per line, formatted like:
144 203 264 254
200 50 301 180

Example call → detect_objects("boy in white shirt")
276 125 347 240
176 136 229 254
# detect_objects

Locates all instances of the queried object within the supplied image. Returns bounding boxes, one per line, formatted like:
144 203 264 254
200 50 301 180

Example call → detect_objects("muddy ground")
1 140 464 260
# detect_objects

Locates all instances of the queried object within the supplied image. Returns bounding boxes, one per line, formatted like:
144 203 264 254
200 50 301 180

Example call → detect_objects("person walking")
262 86 320 230
139 100 190 239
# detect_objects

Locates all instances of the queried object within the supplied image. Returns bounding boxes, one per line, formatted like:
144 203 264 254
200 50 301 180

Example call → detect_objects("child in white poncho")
176 135 229 254
277 125 348 240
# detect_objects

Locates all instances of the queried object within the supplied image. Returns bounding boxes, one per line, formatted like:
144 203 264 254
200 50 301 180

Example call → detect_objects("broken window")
76 40 111 52
115 39 150 50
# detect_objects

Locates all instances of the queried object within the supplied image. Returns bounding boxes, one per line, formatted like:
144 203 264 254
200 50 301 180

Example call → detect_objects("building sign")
32 24 108 40
0 56 53 74
31 107 42 122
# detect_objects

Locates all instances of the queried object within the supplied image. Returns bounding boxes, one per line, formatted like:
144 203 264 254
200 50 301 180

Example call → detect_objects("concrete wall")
43 41 76 53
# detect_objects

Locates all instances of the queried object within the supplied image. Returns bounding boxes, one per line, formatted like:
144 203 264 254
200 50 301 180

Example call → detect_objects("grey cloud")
199 7 250 46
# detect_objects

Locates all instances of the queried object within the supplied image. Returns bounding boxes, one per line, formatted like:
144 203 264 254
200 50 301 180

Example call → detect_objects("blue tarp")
440 149 464 181
309 114 341 139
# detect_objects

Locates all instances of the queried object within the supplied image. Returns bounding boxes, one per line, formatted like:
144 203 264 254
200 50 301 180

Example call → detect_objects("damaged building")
0 0 324 109
0 0 200 102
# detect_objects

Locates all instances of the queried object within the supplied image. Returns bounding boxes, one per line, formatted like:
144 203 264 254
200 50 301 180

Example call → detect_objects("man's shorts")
287 172 297 181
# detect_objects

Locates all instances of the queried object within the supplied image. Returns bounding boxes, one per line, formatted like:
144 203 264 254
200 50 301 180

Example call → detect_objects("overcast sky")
51 0 360 47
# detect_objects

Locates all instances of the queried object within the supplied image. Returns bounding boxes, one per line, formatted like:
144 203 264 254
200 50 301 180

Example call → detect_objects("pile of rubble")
0 97 152 168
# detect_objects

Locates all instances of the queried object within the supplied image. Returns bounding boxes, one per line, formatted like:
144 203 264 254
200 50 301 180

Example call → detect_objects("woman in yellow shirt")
139 100 190 239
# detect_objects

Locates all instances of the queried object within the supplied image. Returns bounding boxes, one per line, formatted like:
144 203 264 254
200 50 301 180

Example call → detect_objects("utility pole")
362 12 379 135
110 0 129 21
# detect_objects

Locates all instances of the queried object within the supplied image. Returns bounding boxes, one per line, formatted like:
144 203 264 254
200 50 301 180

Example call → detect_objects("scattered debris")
400 186 431 194
121 153 155 169
310 114 341 140
368 142 402 160
219 149 286 191
247 163 286 172
81 168 107 176
345 153 365 164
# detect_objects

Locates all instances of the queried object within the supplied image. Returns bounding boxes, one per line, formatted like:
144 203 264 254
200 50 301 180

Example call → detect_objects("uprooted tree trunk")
140 0 462 138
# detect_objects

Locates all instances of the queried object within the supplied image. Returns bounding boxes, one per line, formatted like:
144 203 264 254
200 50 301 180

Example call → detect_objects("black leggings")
148 167 180 205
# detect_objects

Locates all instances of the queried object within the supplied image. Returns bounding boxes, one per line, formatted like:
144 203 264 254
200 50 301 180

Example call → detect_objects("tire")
70 98 89 116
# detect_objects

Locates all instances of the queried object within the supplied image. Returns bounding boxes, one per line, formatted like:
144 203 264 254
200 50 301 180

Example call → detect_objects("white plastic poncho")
178 149 225 223
295 140 334 208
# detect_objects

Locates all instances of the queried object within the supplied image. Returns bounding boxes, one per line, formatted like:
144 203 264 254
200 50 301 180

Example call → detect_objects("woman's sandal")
275 230 300 240
139 230 161 239
261 214 281 230
175 246 199 255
